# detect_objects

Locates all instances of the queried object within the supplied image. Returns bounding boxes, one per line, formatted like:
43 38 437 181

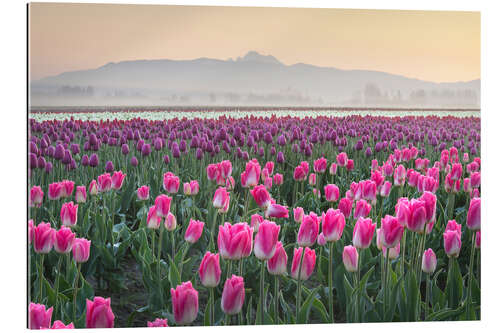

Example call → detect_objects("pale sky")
29 3 480 82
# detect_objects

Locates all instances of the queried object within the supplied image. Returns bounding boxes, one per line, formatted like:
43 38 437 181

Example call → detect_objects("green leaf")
445 259 463 309
168 260 181 289
298 286 319 324
427 305 467 321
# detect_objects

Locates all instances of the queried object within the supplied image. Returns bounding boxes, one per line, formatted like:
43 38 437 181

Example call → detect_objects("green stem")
210 211 218 252
400 230 406 276
425 273 430 320
357 249 362 323
239 260 244 325
295 248 305 323
274 275 279 324
466 232 477 319
209 287 215 326
38 254 44 303
383 247 390 320
328 242 334 323
171 228 175 264
157 225 164 307
260 260 266 324
73 263 81 323
54 255 63 316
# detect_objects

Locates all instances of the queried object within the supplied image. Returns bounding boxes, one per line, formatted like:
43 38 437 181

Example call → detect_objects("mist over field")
30 51 480 108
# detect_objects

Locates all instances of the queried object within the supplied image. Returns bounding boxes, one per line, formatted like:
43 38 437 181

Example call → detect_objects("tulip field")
28 108 481 328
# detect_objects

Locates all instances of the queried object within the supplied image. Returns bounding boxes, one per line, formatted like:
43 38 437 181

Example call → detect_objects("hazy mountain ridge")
31 51 480 107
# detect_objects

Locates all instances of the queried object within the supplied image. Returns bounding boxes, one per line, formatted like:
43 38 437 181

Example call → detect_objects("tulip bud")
380 215 404 248
213 187 230 209
267 241 287 275
184 219 204 243
86 297 115 328
137 185 150 201
321 208 345 242
51 320 75 329
352 217 376 249
88 180 98 196
75 186 87 203
475 230 481 249
467 197 480 231
254 220 280 260
111 170 126 190
29 303 53 329
293 207 304 223
165 212 177 231
273 173 283 186
199 252 221 288
265 203 289 219
171 281 198 325
250 185 271 208
29 186 44 208
54 226 75 254
421 248 437 273
154 194 172 217
353 199 371 219
221 275 245 315
443 230 462 258
60 201 78 227
338 197 353 219
297 212 320 247
291 247 316 281
28 220 35 244
343 245 358 272
324 184 340 202
73 238 91 263
163 172 180 194
147 318 168 327
383 242 400 259
34 222 55 254
97 173 112 192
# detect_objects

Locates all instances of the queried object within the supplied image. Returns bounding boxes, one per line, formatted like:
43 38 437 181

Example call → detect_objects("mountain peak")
236 51 282 65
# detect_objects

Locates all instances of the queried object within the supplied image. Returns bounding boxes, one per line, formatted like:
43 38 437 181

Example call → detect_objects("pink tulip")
343 245 358 272
350 181 362 201
450 163 462 181
86 296 115 328
475 230 481 249
221 160 233 178
352 217 376 249
28 219 35 244
251 185 272 208
346 159 354 171
471 188 480 199
263 176 272 190
61 180 75 198
165 212 177 231
336 152 348 167
291 247 316 280
443 230 461 258
394 164 406 186
213 187 230 209
171 281 198 325
54 226 75 254
183 182 192 195
29 186 44 207
199 252 221 287
163 172 180 194
338 197 353 219
250 214 264 232
73 238 91 263
406 199 427 233
463 178 472 193
421 248 437 273
185 219 204 243
273 173 283 186
225 176 235 191
407 169 420 187
154 194 172 217
207 164 218 181
467 198 480 231
329 162 338 175
380 181 392 197
317 232 326 246
395 197 411 227
264 161 275 176
313 157 327 173
297 212 320 247
324 184 340 202
241 159 261 188
97 173 112 192
218 222 253 260
147 318 168 327
267 241 288 275
382 242 400 259
137 185 150 201
189 180 200 195
33 222 55 254
467 162 480 174
382 162 393 177
221 275 245 315
420 191 437 224
265 203 289 219
322 208 345 242
425 220 435 235
48 182 63 200
353 199 371 219
361 180 377 204
371 170 384 188
292 165 306 182
380 215 404 248
293 207 304 223
51 320 75 329
88 180 98 196
470 172 481 188
111 170 126 190
60 201 78 227
75 186 86 203
445 219 462 237
146 206 161 229
29 303 53 329
254 220 281 260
